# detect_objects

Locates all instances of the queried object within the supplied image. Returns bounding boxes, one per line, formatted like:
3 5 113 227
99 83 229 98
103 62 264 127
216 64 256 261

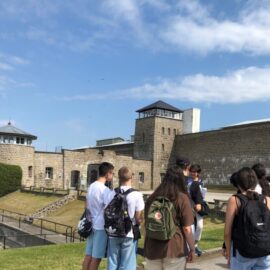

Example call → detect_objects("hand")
222 248 227 257
187 250 195 263
224 249 230 268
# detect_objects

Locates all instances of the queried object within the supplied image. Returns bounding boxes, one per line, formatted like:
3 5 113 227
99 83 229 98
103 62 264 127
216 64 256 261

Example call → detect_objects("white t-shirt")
86 181 111 230
104 186 145 238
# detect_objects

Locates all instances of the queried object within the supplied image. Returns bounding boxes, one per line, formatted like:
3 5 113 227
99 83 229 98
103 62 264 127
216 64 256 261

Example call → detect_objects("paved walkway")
205 192 232 203
187 253 228 270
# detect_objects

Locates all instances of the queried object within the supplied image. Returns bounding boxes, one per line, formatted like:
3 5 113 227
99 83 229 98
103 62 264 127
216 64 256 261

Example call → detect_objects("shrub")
0 163 22 197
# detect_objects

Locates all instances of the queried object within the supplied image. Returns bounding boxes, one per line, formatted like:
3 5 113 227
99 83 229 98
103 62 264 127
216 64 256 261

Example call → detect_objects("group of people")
82 159 270 270
82 157 207 270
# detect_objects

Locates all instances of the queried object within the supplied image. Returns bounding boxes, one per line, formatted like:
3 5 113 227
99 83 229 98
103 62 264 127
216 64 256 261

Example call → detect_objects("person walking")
82 162 114 270
224 167 270 269
144 166 195 270
187 164 205 256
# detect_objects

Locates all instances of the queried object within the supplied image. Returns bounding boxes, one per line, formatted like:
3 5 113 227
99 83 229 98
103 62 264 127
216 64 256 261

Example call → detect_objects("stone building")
0 100 269 190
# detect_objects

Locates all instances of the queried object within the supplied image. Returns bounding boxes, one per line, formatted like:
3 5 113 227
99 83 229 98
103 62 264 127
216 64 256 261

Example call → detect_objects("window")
168 128 171 135
9 137 14 144
4 136 9 143
20 138 25 144
45 167 53 179
162 144 165 152
27 139 32 145
139 172 144 183
28 166 33 178
162 127 165 135
16 137 20 144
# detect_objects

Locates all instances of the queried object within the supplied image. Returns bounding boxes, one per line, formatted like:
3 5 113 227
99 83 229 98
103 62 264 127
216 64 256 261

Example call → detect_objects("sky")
1 0 270 150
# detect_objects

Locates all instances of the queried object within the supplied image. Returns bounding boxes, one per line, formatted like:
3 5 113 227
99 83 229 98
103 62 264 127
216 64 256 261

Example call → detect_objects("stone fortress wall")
170 121 270 185
1 101 270 190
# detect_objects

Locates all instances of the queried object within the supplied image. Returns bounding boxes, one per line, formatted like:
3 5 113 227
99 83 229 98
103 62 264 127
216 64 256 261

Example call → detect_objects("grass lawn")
200 216 224 250
0 217 224 270
38 200 85 233
0 242 145 270
0 191 60 215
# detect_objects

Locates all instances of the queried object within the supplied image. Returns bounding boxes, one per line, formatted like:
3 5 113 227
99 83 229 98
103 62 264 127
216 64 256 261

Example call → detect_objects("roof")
0 122 37 139
136 100 183 113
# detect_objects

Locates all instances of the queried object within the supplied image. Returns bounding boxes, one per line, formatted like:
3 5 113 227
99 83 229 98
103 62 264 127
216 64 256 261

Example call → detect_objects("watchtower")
133 100 183 188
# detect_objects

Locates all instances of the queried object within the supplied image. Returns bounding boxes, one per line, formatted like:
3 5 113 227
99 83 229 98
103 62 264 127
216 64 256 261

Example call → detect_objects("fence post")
40 219 43 235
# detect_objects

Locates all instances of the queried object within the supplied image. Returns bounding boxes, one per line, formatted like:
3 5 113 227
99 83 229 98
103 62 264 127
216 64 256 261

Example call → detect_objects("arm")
224 196 237 266
194 204 202 212
135 210 143 225
183 225 195 262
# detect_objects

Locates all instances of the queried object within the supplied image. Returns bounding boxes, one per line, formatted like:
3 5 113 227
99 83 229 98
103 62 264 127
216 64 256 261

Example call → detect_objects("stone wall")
0 144 35 187
152 117 183 188
171 122 270 185
34 152 64 188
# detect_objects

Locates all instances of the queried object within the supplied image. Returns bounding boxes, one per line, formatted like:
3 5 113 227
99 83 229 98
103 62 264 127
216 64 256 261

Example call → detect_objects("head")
189 164 201 180
252 163 266 180
237 167 258 192
175 156 190 176
149 166 187 204
99 162 114 181
118 166 132 186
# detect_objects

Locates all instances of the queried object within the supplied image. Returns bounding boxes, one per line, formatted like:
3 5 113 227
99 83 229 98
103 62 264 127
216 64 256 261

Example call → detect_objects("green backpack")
145 196 177 241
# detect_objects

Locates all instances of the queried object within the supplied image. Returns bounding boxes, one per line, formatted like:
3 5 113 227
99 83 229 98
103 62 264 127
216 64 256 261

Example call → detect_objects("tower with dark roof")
133 100 184 188
0 122 37 145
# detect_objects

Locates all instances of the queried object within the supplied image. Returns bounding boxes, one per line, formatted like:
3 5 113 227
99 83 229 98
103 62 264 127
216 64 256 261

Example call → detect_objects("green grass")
39 200 85 233
0 217 224 270
0 191 60 215
200 216 224 250
0 243 145 270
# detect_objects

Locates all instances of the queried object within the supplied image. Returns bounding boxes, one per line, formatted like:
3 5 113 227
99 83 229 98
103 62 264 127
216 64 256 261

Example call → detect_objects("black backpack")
77 209 92 238
232 193 270 258
104 188 135 237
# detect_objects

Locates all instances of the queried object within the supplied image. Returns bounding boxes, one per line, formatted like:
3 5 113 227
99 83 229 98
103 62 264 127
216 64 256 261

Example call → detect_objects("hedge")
0 163 22 197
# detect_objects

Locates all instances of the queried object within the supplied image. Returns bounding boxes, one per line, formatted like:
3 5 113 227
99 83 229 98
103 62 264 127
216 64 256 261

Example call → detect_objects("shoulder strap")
114 187 121 194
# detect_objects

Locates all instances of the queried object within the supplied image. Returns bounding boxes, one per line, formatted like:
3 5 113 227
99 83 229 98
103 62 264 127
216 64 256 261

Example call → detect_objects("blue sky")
1 0 270 150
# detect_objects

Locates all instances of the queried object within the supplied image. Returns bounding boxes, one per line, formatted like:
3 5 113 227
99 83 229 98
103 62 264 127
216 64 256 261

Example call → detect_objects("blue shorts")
231 249 270 270
85 229 108 258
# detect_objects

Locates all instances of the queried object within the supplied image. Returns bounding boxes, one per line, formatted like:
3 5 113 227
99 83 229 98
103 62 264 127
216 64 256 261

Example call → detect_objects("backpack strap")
122 188 136 196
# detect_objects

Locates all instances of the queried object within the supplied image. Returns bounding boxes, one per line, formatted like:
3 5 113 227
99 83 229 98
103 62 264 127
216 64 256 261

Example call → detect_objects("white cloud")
0 53 32 96
2 0 270 55
0 62 13 70
63 66 270 104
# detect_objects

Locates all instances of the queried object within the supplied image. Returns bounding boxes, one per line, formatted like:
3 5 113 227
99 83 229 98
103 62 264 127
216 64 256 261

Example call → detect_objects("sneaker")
195 247 203 257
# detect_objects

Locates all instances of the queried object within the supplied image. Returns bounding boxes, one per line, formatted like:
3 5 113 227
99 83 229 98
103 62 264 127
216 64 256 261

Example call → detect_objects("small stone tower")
133 101 183 189
0 122 37 187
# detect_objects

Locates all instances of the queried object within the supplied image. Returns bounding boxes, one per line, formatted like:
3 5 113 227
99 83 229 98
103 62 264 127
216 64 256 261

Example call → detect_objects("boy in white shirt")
82 162 114 270
106 166 144 270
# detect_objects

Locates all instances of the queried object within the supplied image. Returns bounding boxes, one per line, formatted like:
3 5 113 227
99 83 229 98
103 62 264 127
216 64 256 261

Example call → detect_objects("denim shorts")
231 249 270 270
107 237 136 270
85 229 108 258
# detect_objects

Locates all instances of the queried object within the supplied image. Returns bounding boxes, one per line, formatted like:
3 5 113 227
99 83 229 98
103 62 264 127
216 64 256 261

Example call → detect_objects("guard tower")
0 122 37 187
0 122 37 145
133 100 183 189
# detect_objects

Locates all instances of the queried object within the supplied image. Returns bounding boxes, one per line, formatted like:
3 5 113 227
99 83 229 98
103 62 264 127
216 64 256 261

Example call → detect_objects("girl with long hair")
144 166 195 270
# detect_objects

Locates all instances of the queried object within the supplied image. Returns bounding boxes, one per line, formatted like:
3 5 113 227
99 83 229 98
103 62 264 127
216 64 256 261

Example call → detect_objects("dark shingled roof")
136 100 183 113
0 122 37 139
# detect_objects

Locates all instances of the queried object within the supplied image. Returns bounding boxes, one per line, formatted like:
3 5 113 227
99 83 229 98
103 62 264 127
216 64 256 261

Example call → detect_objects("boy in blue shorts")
82 162 114 270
